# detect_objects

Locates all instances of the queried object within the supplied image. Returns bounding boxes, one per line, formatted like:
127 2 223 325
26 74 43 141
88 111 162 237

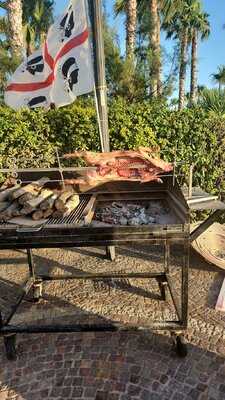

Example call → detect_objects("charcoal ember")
119 217 128 225
95 201 157 226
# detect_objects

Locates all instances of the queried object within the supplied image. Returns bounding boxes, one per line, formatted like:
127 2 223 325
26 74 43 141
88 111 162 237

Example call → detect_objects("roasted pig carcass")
63 147 173 185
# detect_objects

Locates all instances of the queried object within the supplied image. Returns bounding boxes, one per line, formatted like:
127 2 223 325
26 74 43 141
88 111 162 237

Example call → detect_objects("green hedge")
0 98 224 194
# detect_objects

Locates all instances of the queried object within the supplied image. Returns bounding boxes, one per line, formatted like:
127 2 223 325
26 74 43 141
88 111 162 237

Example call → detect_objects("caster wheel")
174 336 187 358
106 246 116 261
4 335 17 361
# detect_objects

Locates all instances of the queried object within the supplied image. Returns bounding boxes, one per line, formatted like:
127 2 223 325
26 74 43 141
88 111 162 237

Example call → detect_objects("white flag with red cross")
5 0 94 110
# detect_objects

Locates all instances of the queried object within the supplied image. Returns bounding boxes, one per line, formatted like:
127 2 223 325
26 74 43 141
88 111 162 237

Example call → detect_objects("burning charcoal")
129 217 140 226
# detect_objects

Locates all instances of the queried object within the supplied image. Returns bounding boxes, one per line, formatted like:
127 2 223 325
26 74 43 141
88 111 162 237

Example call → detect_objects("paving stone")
95 391 108 400
71 387 83 398
1 246 225 400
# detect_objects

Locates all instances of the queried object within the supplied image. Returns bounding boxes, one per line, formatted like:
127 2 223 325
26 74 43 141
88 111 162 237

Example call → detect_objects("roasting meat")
63 147 173 185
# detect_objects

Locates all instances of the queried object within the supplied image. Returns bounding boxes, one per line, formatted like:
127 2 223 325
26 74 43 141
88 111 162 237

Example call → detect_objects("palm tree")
163 0 202 110
0 16 19 96
114 0 137 59
7 0 24 60
189 11 210 105
212 66 225 92
23 0 54 50
149 0 159 96
137 0 184 97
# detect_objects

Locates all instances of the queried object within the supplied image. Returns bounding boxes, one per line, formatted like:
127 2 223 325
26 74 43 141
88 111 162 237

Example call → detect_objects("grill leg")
106 246 116 261
164 242 170 274
171 332 187 358
0 311 17 361
26 249 43 302
4 334 17 361
27 249 35 279
156 242 170 301
156 277 168 301
181 241 189 327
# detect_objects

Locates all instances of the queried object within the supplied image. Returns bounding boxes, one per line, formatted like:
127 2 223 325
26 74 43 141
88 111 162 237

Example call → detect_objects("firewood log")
43 208 54 219
40 193 59 211
11 177 49 200
32 210 44 221
0 202 11 212
0 177 18 191
54 191 73 210
52 209 67 219
0 184 21 202
0 202 20 221
18 191 38 206
25 188 54 209
20 204 35 215
53 194 80 219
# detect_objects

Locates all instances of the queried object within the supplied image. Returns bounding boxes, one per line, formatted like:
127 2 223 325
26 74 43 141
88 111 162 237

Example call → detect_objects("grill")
0 168 192 359
46 194 91 227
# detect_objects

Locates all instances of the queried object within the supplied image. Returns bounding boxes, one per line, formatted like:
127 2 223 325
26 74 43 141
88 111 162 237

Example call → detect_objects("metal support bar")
164 242 170 273
27 249 35 279
0 321 185 335
3 277 34 326
181 242 189 327
166 275 182 322
38 272 166 281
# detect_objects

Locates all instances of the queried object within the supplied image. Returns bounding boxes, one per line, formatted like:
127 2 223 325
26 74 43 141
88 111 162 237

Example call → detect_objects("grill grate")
0 194 91 229
46 194 91 227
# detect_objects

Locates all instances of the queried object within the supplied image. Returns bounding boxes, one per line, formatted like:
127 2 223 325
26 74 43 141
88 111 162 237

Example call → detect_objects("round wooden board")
192 222 225 270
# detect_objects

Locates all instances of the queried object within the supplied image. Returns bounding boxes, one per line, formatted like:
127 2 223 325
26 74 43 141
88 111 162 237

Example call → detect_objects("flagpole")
89 0 110 152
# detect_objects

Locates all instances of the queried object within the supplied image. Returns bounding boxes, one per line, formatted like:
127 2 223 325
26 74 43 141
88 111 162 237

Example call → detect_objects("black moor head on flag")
62 57 79 92
27 96 48 108
25 55 44 75
59 6 75 42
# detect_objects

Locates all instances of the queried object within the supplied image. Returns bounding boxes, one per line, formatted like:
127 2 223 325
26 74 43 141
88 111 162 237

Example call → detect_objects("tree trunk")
7 0 24 60
156 8 162 96
178 26 188 110
150 0 159 97
126 0 137 59
190 28 198 106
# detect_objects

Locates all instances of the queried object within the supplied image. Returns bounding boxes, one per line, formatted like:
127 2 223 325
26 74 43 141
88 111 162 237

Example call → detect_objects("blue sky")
54 0 225 90
0 0 223 89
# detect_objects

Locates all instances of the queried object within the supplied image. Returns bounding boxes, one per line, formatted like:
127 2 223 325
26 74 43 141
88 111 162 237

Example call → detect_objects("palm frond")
114 0 126 16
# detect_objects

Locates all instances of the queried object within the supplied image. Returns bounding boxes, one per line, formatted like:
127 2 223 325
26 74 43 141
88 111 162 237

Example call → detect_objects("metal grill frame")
0 170 191 360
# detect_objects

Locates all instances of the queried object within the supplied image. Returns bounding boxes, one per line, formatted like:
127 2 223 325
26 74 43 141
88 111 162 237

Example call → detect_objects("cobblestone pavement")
1 244 225 399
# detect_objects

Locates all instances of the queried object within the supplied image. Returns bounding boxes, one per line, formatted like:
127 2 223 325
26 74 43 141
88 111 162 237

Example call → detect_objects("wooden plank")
84 195 97 225
216 278 225 311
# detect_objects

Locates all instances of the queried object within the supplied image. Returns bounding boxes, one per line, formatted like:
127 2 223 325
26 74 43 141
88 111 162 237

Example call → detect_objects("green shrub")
0 99 224 194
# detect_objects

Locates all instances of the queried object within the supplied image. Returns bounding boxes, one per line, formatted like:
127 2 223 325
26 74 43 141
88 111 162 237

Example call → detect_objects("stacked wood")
55 191 74 210
40 193 58 211
0 184 21 202
32 210 44 221
52 194 79 219
0 176 80 223
11 177 49 200
0 177 18 191
0 202 11 212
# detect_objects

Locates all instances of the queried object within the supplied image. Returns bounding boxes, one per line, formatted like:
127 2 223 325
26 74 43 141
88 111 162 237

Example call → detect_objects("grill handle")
16 226 43 233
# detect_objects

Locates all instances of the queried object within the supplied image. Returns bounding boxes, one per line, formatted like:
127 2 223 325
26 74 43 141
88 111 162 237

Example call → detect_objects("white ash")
95 201 170 226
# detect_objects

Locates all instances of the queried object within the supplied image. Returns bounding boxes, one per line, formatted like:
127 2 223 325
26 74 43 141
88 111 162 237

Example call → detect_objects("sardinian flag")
5 0 94 109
